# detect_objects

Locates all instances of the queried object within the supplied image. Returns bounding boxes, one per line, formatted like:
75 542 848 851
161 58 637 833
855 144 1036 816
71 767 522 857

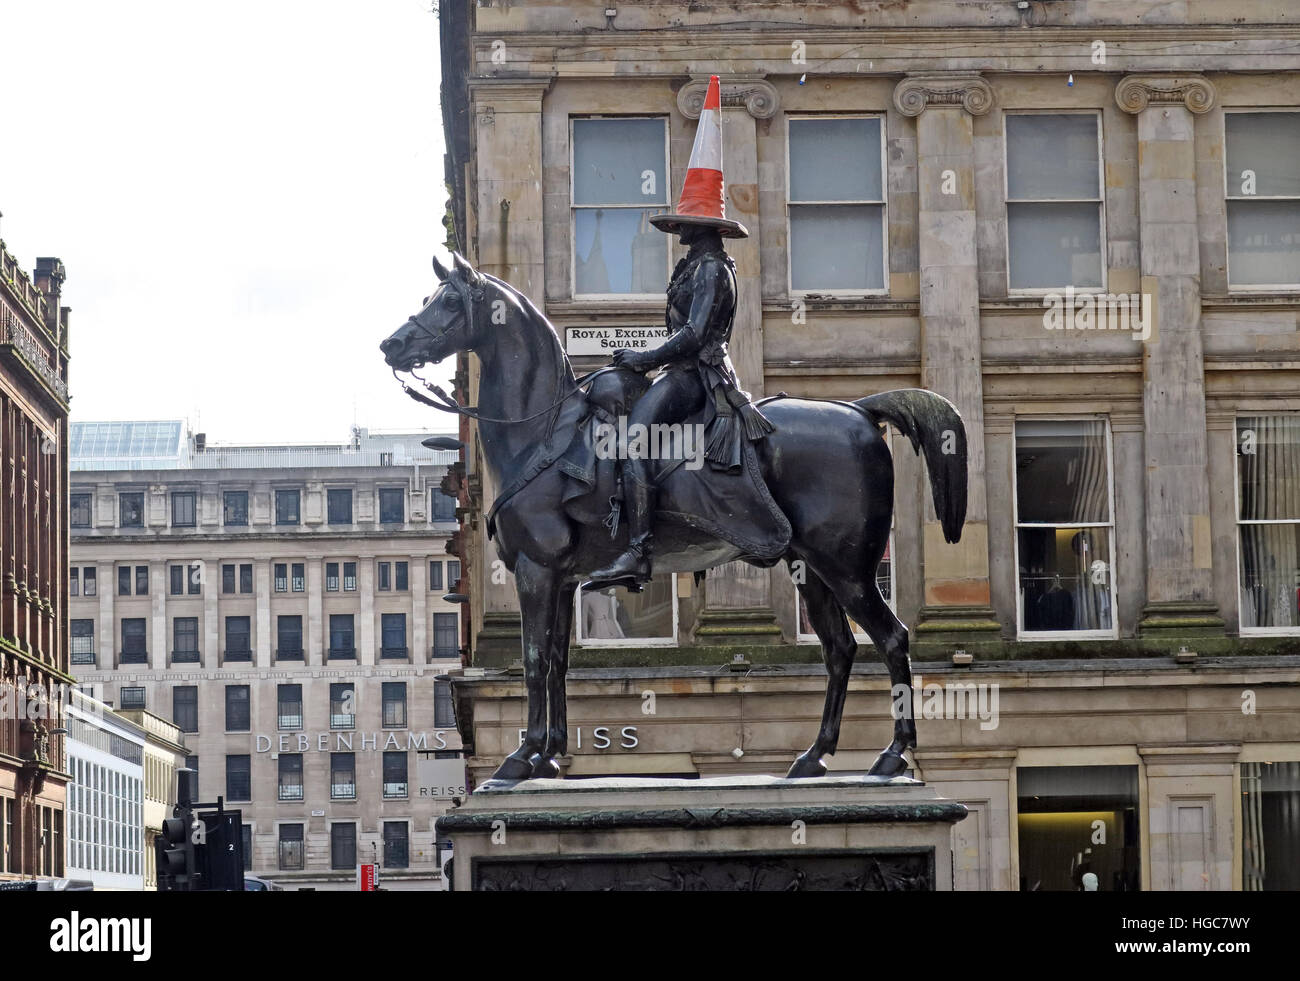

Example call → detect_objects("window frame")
276 615 304 660
225 685 252 733
574 573 679 647
785 112 890 298
226 754 252 802
1223 107 1300 293
224 616 252 659
1233 413 1300 635
118 492 144 528
569 114 673 300
1002 109 1107 296
432 611 459 660
70 492 92 529
222 490 249 526
277 823 305 871
171 490 197 528
330 821 357 870
277 683 304 730
330 752 357 800
378 487 406 525
326 487 353 525
174 686 199 734
275 488 301 526
1011 414 1119 640
172 616 200 663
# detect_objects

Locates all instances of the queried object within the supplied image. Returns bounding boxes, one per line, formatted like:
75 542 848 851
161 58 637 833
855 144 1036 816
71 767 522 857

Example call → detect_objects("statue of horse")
380 253 968 783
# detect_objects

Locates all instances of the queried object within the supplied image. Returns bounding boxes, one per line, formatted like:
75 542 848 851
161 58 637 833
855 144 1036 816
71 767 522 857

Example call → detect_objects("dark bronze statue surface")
380 245 968 784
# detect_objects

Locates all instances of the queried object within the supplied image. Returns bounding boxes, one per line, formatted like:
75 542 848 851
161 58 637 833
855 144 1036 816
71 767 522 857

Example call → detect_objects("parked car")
243 875 284 891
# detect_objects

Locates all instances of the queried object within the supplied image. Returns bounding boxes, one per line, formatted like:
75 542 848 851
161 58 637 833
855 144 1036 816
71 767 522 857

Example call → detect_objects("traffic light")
156 806 196 891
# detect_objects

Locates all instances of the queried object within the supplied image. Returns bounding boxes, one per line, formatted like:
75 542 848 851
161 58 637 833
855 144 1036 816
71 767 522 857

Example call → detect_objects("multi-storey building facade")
439 1 1300 891
116 705 187 890
69 422 465 889
0 241 71 883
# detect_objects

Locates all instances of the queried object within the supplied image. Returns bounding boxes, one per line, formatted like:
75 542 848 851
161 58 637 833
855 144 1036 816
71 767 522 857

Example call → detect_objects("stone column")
150 561 167 670
255 559 271 668
466 77 551 663
411 555 428 665
894 74 1000 658
203 558 220 669
97 562 114 670
1139 744 1238 890
307 559 323 667
681 75 783 646
1116 76 1225 645
358 555 376 666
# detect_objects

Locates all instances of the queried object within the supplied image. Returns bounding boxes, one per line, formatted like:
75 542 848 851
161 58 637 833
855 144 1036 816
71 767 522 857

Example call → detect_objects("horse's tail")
854 389 967 544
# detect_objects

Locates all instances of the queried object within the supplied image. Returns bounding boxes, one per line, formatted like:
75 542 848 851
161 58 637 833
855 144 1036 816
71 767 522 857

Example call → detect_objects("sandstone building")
437 1 1300 891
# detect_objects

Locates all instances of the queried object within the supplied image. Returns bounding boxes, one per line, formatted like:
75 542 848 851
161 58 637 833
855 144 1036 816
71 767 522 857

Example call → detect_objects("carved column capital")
1115 74 1216 115
893 74 993 117
678 75 779 119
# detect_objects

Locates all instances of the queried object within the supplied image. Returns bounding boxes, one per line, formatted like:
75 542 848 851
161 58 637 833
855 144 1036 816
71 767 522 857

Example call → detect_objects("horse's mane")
480 272 576 382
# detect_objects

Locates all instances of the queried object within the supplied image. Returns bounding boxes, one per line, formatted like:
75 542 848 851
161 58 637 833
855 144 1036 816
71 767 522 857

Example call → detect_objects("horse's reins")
392 271 622 427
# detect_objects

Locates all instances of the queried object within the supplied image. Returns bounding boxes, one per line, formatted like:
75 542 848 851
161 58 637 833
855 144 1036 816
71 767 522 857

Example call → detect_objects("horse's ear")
452 252 484 288
432 254 450 281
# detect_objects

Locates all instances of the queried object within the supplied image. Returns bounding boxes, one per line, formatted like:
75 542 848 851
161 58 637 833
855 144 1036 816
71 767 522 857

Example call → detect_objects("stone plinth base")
435 774 966 891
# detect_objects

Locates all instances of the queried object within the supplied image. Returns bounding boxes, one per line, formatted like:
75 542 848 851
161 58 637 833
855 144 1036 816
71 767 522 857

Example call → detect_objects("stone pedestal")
436 774 966 891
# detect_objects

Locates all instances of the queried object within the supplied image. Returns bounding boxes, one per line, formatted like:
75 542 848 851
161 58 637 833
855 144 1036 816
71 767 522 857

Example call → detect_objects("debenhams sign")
256 731 454 753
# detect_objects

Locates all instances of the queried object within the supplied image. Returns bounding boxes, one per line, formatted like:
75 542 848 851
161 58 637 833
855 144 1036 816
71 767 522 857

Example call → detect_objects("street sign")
565 325 669 356
358 864 378 891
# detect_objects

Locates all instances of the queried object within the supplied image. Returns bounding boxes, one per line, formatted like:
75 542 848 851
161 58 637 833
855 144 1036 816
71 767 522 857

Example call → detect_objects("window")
447 560 461 586
225 685 251 731
188 563 201 594
171 491 196 527
70 567 79 597
239 563 252 594
82 567 96 596
70 492 92 528
172 617 199 662
174 686 199 733
71 619 95 665
434 679 456 728
382 822 409 869
119 492 144 527
433 613 458 659
327 488 352 524
571 116 669 295
343 562 357 591
222 564 235 594
430 489 457 522
382 752 408 798
379 487 405 524
1005 112 1103 291
1225 112 1300 288
429 561 443 591
381 613 407 659
330 683 355 729
186 754 200 785
576 574 677 646
1236 416 1300 631
382 682 407 728
787 116 886 293
275 489 300 525
135 565 149 595
118 566 131 596
395 561 408 592
277 615 303 659
121 618 147 663
277 684 303 729
278 754 304 801
226 755 251 802
120 687 145 710
225 616 251 659
223 490 248 526
1014 419 1115 636
274 563 288 592
377 561 391 591
242 824 253 871
284 824 313 870
4 798 14 873
326 562 339 592
291 563 304 592
329 614 355 658
168 565 183 595
330 823 356 870
1017 766 1139 892
330 753 356 800
1242 761 1300 889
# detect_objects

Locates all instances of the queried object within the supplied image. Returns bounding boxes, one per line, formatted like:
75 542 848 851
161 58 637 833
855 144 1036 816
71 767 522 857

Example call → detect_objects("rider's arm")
637 258 720 367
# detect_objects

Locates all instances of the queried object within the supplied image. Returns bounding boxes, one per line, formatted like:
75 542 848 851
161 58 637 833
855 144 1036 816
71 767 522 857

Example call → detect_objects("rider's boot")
586 473 654 588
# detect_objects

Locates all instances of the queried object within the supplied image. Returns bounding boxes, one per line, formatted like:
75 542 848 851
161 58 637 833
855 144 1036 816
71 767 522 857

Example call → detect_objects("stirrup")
580 575 645 594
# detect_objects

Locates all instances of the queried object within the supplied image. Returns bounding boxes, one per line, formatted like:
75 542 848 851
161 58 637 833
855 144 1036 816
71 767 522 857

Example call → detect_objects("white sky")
0 0 455 443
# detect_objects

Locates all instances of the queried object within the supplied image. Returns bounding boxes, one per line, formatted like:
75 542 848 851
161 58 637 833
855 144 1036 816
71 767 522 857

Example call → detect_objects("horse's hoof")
785 754 828 779
867 750 909 778
490 756 534 782
529 755 562 780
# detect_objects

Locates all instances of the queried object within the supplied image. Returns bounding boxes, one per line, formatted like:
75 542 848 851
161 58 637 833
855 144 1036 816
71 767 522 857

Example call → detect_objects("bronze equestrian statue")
380 76 968 784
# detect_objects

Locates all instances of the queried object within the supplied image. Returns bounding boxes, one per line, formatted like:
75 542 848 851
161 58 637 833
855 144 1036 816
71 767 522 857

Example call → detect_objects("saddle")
553 368 792 562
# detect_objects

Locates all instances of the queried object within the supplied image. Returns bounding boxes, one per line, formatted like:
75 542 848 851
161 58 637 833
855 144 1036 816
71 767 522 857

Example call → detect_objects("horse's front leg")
490 553 561 782
532 579 578 779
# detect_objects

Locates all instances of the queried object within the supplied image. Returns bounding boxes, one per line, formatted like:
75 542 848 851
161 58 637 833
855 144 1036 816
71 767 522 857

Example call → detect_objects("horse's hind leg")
787 562 858 779
837 582 915 777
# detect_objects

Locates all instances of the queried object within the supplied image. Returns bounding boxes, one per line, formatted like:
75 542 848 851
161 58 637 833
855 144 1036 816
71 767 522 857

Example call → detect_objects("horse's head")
380 253 489 371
